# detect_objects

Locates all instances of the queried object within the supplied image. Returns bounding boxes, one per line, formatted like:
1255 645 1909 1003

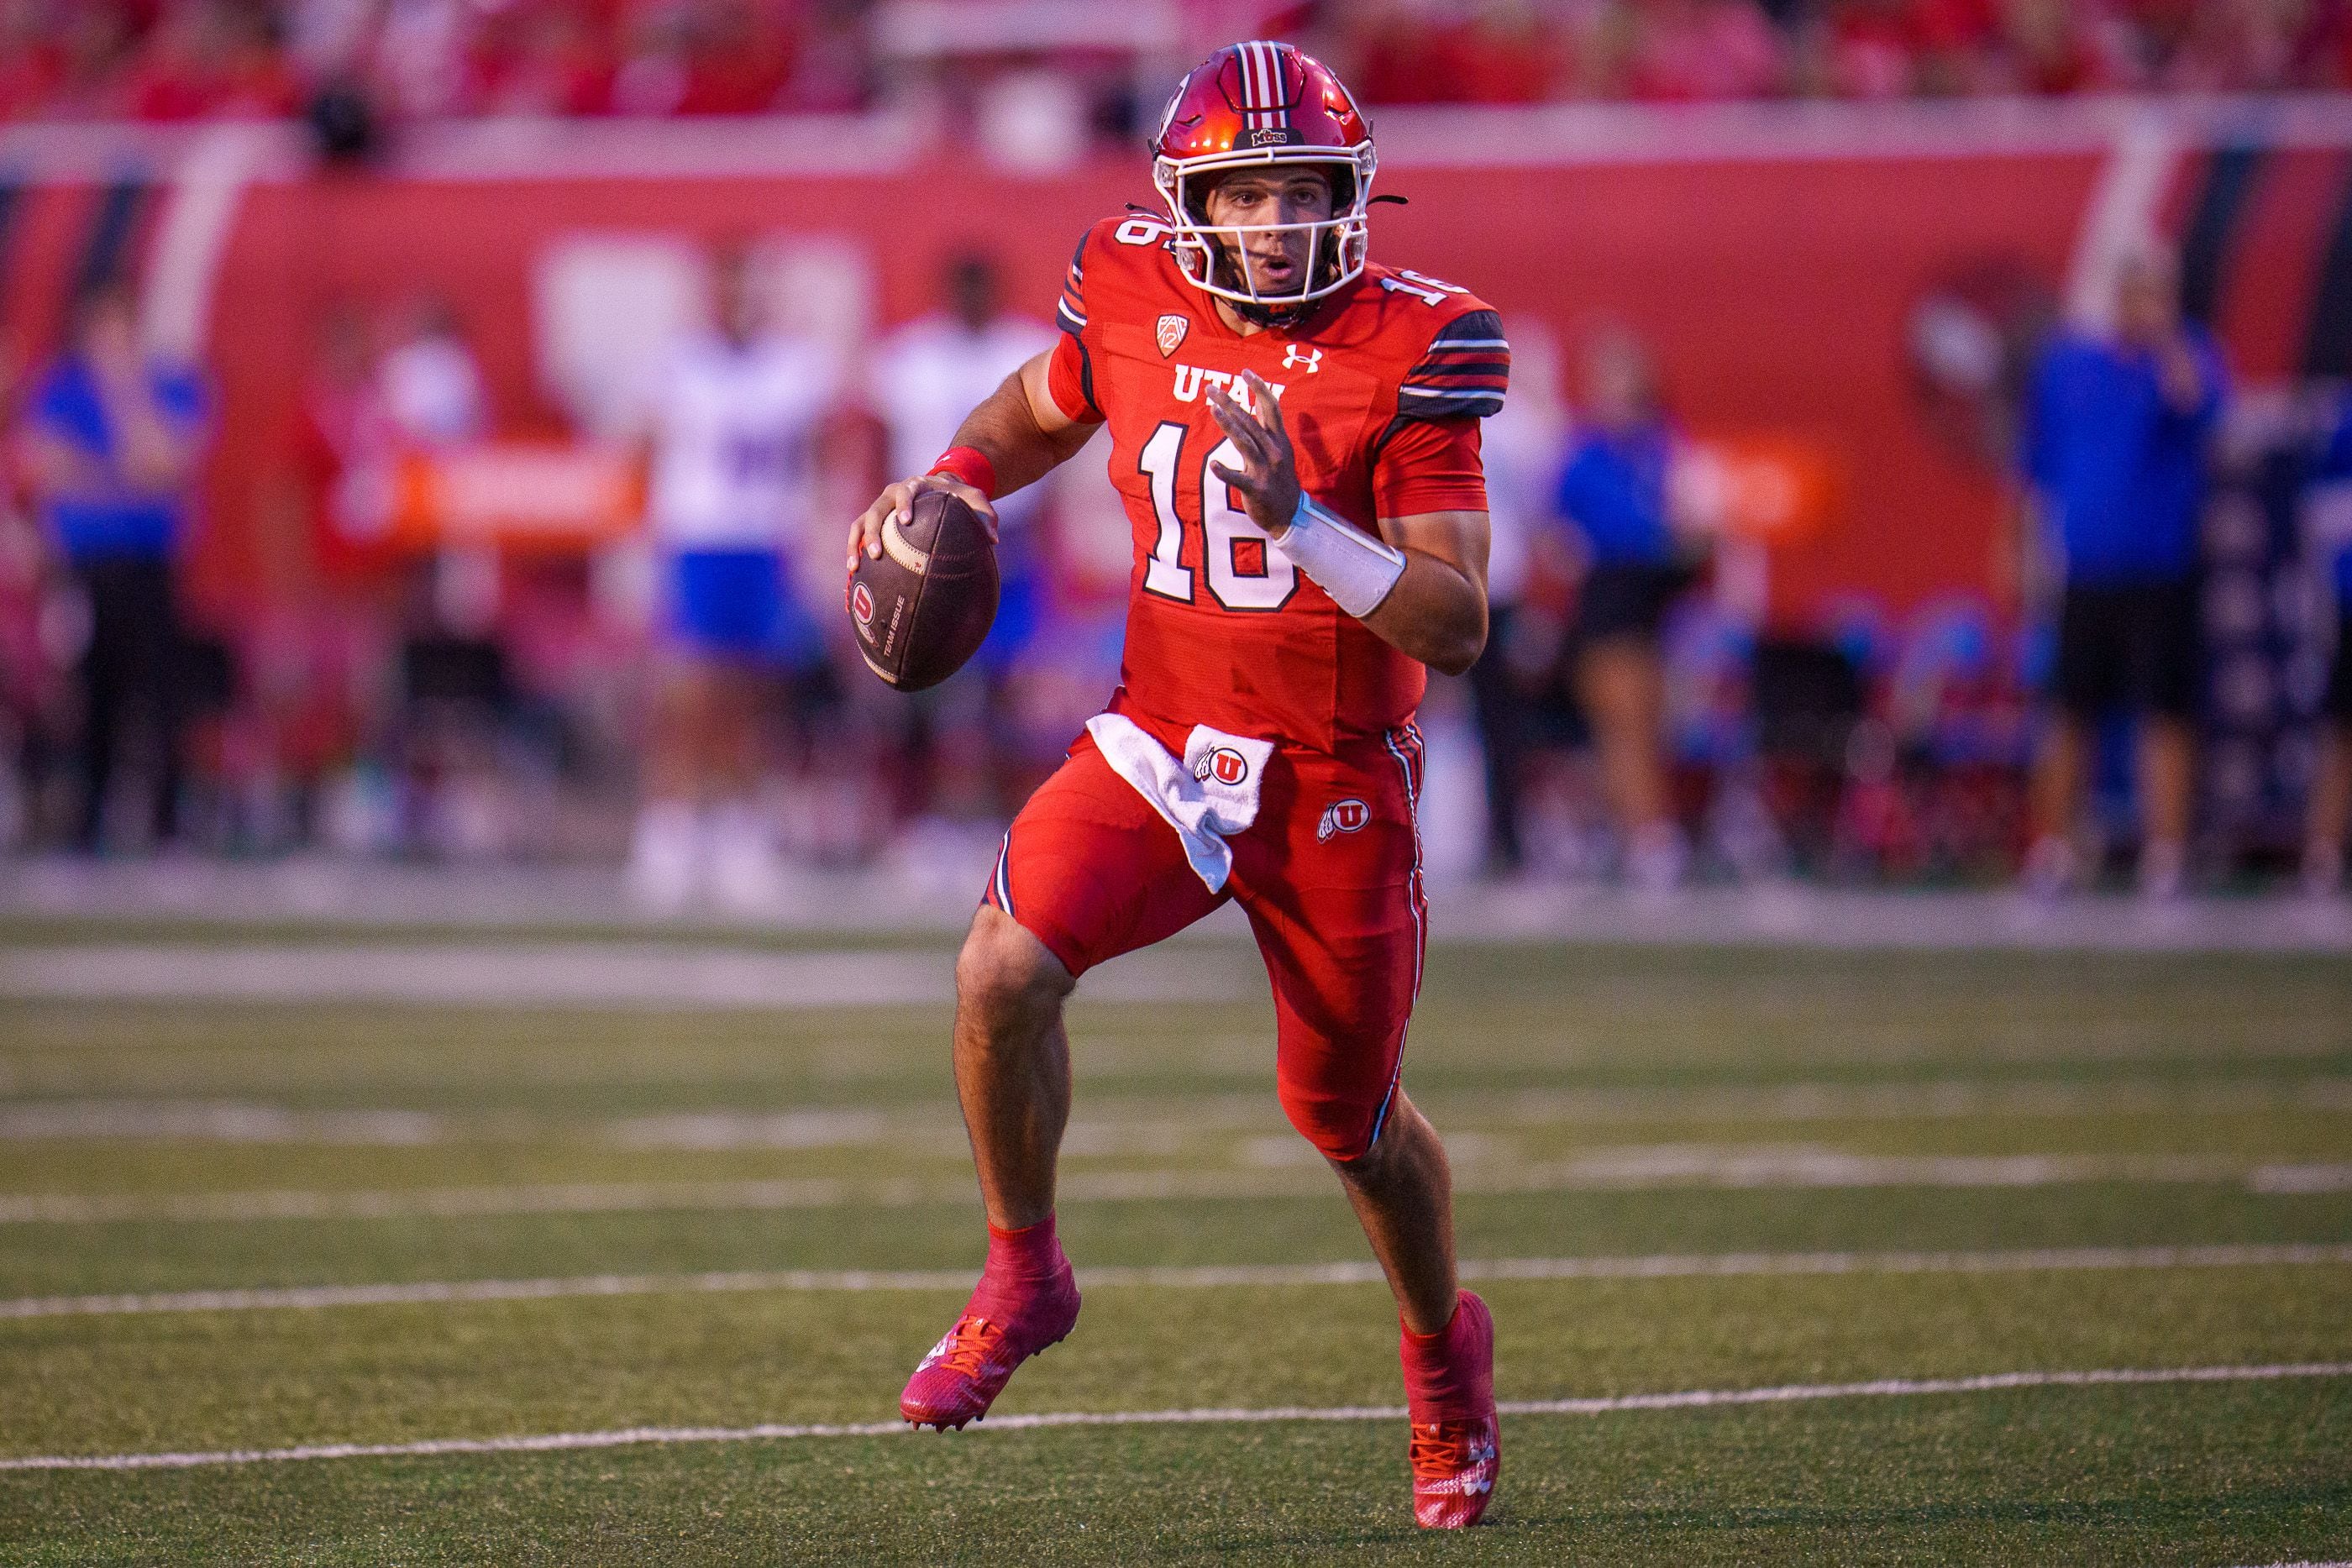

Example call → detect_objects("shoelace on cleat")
1408 1421 1494 1481
932 1316 1008 1381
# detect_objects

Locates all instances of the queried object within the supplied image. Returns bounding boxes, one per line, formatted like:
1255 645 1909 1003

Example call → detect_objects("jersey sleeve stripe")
1429 311 1507 343
1396 389 1505 417
1398 309 1509 418
1058 228 1089 328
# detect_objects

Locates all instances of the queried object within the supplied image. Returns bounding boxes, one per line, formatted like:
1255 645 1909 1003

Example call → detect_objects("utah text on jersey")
1044 210 1509 747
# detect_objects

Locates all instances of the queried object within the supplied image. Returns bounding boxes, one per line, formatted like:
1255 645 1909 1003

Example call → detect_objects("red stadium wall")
11 104 2344 636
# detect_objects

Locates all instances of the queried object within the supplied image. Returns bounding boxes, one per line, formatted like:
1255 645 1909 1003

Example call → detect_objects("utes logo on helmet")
850 581 874 628
1157 314 1189 357
1194 747 1250 786
1317 798 1370 842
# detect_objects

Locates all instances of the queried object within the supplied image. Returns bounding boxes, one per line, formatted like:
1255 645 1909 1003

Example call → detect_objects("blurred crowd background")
3 3 2352 908
0 0 2347 128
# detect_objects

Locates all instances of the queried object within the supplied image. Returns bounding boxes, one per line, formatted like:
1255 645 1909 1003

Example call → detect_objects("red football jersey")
1045 213 1509 751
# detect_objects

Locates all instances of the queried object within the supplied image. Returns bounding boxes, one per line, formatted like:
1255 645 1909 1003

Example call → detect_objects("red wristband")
927 445 997 499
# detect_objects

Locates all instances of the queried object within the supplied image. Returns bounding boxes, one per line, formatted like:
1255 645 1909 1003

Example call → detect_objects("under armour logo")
1281 344 1323 373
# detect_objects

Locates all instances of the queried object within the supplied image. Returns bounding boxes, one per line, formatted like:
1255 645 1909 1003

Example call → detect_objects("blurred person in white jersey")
865 252 1056 823
629 239 844 911
1460 316 1566 876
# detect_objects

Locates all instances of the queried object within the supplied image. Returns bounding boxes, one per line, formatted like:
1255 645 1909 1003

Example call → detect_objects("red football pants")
982 714 1428 1162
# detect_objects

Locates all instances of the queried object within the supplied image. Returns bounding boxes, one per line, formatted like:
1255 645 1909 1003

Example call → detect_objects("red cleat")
1409 1414 1500 1529
899 1271 1079 1431
1400 1288 1499 1529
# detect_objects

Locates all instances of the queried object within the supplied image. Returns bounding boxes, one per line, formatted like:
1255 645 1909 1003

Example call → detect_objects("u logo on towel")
1195 747 1250 786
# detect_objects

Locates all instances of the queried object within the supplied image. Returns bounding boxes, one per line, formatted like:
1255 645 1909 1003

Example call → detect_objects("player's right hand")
847 475 1000 571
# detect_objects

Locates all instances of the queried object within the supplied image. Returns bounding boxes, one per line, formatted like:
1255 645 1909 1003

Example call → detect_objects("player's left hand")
1206 370 1301 539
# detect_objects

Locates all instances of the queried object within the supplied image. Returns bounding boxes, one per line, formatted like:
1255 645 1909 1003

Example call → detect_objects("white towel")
1085 713 1274 893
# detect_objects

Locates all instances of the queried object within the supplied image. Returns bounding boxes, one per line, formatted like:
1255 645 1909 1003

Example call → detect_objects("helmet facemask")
1152 146 1376 325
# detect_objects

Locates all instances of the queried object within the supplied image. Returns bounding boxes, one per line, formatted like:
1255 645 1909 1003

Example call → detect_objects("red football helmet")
1150 40 1377 319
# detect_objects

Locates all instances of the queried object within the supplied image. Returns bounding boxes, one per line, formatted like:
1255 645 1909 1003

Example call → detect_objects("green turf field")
2 934 2348 1564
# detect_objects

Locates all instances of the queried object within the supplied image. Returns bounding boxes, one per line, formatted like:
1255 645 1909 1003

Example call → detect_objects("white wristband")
1269 496 1406 618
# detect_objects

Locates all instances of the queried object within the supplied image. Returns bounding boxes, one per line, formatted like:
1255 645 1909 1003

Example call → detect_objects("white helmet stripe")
1242 41 1268 129
1252 39 1280 129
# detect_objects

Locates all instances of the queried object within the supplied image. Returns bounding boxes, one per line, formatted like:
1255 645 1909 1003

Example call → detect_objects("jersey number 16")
1137 420 1299 613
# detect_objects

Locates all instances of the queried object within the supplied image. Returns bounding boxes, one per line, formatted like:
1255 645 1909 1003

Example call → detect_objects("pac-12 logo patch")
1194 747 1249 786
1317 798 1369 842
1157 314 1190 358
850 581 874 628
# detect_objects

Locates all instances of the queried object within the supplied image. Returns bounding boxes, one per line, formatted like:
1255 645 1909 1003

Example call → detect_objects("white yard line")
8 1078 2349 1149
4 1361 2347 1473
6 1243 2349 1320
9 857 2352 950
9 1151 2349 1225
0 945 1237 1009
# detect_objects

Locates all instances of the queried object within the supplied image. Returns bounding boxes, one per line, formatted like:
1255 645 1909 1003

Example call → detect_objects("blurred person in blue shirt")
1554 323 1707 894
17 278 211 852
2012 247 2225 899
2303 396 2352 895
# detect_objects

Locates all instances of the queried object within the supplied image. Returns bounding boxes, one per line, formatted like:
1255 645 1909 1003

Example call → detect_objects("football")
848 485 1000 692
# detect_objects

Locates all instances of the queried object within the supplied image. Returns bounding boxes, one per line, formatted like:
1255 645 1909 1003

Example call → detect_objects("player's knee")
955 908 1072 1024
1276 1078 1377 1165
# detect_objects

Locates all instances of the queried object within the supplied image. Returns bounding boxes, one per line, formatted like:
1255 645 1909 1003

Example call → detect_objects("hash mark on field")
4 1362 2347 1473
5 1243 2349 1319
10 1153 2350 1225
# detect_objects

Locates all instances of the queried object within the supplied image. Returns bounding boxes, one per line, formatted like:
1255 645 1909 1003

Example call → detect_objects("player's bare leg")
900 906 1082 1429
953 907 1075 1227
2136 716 2194 899
1329 1093 1457 1333
1331 1091 1499 1528
1579 637 1682 892
627 663 717 910
2025 715 2088 894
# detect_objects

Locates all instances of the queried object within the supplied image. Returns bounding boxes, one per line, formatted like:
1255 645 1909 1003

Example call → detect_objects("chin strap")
1268 496 1406 618
1231 298 1308 328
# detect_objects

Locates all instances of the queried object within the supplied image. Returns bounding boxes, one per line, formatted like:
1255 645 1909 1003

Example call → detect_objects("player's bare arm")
1207 370 1488 675
846 350 1095 569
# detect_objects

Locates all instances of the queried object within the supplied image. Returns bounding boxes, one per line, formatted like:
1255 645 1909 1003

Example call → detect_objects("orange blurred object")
1679 435 1846 547
386 443 645 553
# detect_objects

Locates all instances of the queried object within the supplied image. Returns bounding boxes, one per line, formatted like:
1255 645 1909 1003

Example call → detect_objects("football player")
847 40 1507 1528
